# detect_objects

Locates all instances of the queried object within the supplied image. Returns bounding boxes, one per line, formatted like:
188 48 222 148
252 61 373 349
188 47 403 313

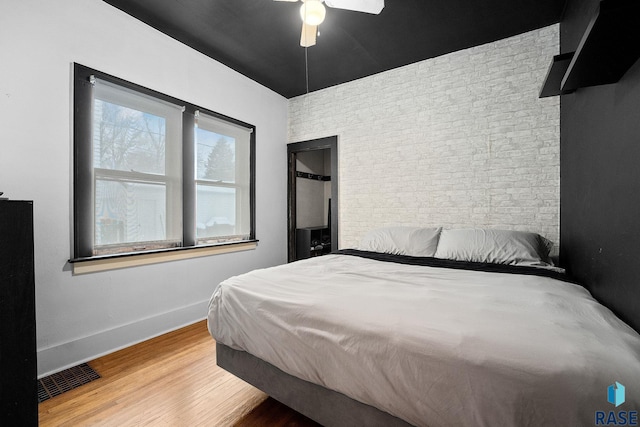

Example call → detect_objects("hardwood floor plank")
39 320 319 426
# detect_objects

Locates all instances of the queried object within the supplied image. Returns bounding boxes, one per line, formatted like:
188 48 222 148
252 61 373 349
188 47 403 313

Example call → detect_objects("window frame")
72 63 256 264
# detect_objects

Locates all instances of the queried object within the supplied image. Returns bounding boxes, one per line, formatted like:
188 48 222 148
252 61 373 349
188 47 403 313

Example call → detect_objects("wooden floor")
38 320 320 426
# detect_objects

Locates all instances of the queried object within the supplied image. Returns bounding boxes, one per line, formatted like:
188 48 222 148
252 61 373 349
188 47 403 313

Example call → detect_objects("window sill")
69 240 258 275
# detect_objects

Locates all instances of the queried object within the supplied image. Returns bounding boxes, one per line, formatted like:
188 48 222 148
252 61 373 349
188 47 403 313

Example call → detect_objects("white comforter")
208 253 640 427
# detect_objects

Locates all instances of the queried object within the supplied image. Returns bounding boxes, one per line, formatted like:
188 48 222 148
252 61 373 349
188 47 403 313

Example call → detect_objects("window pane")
89 77 183 255
95 180 174 246
194 112 252 245
196 127 236 182
93 99 166 175
196 185 238 240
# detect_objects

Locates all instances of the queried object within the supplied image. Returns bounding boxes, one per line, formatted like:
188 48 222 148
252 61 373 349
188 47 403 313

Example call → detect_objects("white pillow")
358 226 442 257
434 228 553 267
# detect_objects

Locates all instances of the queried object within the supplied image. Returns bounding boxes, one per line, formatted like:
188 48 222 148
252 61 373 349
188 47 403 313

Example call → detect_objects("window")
92 80 183 254
73 64 255 260
195 112 252 245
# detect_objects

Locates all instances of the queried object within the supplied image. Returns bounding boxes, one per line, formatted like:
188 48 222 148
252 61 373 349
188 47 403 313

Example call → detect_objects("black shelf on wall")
539 0 640 97
296 171 331 181
539 53 576 98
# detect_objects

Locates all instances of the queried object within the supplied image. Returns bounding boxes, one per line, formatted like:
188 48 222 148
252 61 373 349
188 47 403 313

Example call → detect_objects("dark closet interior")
295 149 332 260
287 136 338 262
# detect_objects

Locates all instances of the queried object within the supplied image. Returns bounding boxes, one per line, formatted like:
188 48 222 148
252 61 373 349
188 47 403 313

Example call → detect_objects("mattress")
208 251 640 427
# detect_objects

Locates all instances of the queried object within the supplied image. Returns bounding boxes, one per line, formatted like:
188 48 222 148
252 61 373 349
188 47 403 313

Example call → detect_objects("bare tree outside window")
94 100 166 174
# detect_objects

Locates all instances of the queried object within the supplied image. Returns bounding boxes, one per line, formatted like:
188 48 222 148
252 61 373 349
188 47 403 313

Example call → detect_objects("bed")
207 227 640 426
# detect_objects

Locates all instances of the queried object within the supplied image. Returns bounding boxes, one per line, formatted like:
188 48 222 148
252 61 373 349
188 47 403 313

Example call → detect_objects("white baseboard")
37 300 209 378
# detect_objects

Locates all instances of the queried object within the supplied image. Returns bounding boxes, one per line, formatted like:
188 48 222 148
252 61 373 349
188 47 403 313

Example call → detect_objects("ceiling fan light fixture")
300 0 326 26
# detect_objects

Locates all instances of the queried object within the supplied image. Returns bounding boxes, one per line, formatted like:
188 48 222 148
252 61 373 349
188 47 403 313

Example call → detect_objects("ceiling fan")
275 0 384 47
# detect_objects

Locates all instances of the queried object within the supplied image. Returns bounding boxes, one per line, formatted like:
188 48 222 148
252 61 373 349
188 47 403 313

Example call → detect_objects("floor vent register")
38 363 101 403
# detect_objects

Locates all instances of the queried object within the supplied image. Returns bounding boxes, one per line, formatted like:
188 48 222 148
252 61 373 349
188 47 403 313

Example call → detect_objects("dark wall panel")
560 0 640 332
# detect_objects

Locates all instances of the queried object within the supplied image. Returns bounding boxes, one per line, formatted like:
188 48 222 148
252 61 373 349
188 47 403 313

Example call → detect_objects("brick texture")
289 25 560 250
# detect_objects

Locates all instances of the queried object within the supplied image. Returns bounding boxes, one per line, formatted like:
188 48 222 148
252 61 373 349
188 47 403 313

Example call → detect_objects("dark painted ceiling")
102 0 567 98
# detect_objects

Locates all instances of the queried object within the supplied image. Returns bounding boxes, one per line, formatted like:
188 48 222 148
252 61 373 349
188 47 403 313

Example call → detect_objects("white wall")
289 25 560 249
0 0 288 376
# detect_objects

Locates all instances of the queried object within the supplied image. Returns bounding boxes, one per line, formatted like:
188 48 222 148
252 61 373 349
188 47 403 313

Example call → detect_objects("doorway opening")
287 136 338 262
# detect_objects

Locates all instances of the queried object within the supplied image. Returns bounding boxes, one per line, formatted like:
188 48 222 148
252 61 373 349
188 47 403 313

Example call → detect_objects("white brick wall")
289 25 560 249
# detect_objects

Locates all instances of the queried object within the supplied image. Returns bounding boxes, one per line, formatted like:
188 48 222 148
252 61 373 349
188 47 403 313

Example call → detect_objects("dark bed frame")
216 343 414 427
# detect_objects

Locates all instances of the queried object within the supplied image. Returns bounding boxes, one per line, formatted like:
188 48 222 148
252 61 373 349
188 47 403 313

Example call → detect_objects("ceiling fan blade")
325 0 384 14
300 22 317 47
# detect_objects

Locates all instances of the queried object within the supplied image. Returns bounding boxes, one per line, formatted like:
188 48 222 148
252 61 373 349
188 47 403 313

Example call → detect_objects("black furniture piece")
295 226 331 260
0 200 37 426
